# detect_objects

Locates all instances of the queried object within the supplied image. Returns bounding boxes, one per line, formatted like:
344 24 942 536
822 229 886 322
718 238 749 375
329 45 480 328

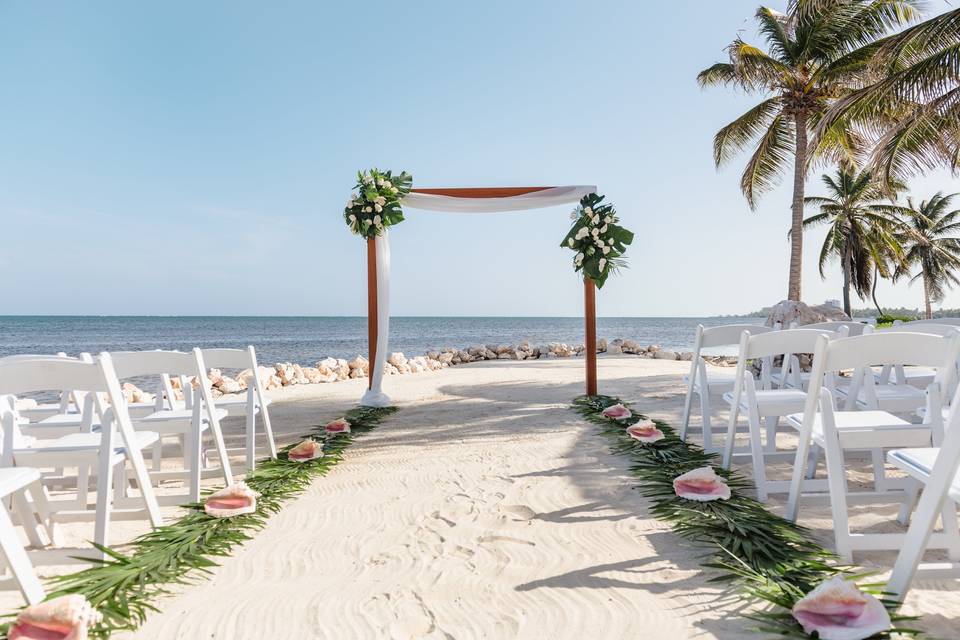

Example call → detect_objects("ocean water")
0 316 765 365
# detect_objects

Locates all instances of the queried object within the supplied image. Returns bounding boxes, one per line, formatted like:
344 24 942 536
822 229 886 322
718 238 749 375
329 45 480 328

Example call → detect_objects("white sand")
5 356 959 638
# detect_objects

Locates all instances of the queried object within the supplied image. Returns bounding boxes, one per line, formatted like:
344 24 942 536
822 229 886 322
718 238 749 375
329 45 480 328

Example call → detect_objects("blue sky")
2 0 959 317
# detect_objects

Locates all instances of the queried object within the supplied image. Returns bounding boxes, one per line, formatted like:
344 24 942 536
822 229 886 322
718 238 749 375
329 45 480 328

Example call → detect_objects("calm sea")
0 316 765 365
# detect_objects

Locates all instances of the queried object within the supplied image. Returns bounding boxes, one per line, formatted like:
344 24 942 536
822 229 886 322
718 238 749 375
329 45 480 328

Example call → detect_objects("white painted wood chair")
0 353 77 423
108 350 233 503
201 347 277 470
784 332 960 562
897 317 960 327
721 328 840 501
873 324 960 391
0 466 54 605
680 323 775 451
886 383 960 598
770 323 854 390
0 355 163 557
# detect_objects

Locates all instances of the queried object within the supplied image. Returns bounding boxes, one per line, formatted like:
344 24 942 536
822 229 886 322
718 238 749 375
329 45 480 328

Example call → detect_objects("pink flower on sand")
288 439 324 462
8 594 102 640
791 577 891 640
672 466 731 502
325 417 351 435
204 482 258 518
601 403 632 421
625 419 664 443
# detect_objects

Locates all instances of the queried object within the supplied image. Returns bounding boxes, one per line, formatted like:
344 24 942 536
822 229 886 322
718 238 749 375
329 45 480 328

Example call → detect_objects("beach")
23 354 940 639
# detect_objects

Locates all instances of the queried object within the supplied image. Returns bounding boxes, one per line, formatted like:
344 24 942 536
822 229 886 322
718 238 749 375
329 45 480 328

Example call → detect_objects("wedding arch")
342 170 633 407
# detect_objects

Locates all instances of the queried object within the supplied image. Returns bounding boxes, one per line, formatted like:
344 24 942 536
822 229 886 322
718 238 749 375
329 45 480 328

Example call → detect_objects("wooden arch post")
584 277 597 396
367 236 378 390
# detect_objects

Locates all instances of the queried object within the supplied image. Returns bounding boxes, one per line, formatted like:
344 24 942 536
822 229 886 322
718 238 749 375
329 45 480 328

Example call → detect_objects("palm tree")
888 192 960 318
814 8 960 190
802 169 904 316
699 1 920 302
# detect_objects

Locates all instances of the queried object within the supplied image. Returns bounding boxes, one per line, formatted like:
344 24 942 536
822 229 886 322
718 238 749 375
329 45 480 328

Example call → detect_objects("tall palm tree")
699 1 920 302
802 169 904 316
814 8 960 190
888 192 960 318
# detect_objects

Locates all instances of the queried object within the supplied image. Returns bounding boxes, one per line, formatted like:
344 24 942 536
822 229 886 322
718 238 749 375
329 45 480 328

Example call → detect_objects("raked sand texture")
95 357 958 638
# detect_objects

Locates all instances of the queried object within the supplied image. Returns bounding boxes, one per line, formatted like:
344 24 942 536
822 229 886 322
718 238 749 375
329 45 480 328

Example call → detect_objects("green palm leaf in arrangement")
572 395 921 639
5 406 397 638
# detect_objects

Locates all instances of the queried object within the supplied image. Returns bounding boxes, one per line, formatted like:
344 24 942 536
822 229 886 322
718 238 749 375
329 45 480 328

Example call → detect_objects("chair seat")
0 467 42 496
857 385 926 412
786 410 928 449
888 448 960 502
16 430 159 458
724 389 807 415
37 413 92 428
132 408 226 434
685 370 736 393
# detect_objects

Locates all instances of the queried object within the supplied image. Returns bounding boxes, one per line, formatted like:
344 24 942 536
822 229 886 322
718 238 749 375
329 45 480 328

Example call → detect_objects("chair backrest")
741 328 839 360
798 321 869 336
108 350 202 379
200 347 257 371
877 323 960 338
818 332 960 373
0 355 110 396
897 318 960 327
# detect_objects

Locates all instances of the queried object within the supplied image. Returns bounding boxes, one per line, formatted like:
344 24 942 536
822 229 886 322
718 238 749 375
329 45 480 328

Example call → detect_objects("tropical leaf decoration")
560 193 633 288
344 168 412 238
4 406 397 638
572 395 921 639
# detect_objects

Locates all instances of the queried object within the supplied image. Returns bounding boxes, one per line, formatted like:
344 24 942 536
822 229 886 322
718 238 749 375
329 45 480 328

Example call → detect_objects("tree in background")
802 169 904 316
888 193 960 318
699 1 920 302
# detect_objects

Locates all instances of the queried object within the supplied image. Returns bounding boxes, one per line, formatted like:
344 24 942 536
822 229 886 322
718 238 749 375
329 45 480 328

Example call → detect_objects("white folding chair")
108 350 233 503
201 347 277 470
771 323 854 390
897 317 960 327
721 328 840 501
0 465 53 605
872 324 960 391
680 323 775 451
886 383 960 597
785 332 960 562
0 353 78 422
0 355 164 557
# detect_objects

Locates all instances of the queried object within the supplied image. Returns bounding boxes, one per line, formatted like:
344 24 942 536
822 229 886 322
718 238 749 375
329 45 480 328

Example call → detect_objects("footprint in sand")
385 590 450 639
499 504 536 521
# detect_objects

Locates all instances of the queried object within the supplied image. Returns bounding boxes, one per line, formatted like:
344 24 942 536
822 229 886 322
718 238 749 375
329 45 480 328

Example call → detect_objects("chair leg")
245 408 256 472
748 409 769 502
258 397 277 460
805 444 822 480
871 448 889 492
76 464 90 510
93 455 117 556
0 503 45 605
764 415 778 453
10 490 46 548
700 390 714 451
941 501 960 562
823 437 854 563
680 382 695 442
897 479 921 526
187 423 202 503
25 480 60 546
152 440 163 472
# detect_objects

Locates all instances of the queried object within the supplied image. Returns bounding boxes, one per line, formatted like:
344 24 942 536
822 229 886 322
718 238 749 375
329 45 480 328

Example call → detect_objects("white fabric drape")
402 185 596 213
360 185 598 406
360 231 392 407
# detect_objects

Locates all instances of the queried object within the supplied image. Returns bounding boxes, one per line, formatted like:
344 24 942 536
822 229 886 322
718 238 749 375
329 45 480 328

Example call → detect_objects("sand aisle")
124 356 753 639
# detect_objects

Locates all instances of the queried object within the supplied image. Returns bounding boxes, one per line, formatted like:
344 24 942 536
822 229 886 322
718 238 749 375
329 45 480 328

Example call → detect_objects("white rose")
604 216 612 224
592 215 600 225
575 228 589 240
374 204 383 213
384 180 392 188
595 239 604 248
602 246 610 254
570 211 578 221
373 215 382 225
584 207 592 215
375 196 386 205
591 228 599 237
347 199 354 208
600 224 608 233
391 186 398 194
365 206 372 213
576 252 584 261
348 214 356 222
567 238 575 248
599 258 607 270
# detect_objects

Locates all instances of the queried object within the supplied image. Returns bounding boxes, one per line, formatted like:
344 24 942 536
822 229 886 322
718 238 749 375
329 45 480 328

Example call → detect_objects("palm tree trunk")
923 269 933 319
788 112 807 302
842 245 852 317
871 264 883 316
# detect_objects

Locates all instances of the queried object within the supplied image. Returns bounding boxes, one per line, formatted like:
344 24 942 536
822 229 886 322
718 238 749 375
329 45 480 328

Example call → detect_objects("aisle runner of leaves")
2 405 397 639
572 395 921 639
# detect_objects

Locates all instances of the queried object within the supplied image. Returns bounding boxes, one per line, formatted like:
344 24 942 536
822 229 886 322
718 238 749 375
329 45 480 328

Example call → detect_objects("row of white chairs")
0 346 277 605
679 317 960 600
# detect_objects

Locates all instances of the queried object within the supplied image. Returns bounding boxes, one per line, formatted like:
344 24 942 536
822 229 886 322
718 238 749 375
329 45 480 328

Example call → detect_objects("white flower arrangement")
559 193 633 288
343 168 412 238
